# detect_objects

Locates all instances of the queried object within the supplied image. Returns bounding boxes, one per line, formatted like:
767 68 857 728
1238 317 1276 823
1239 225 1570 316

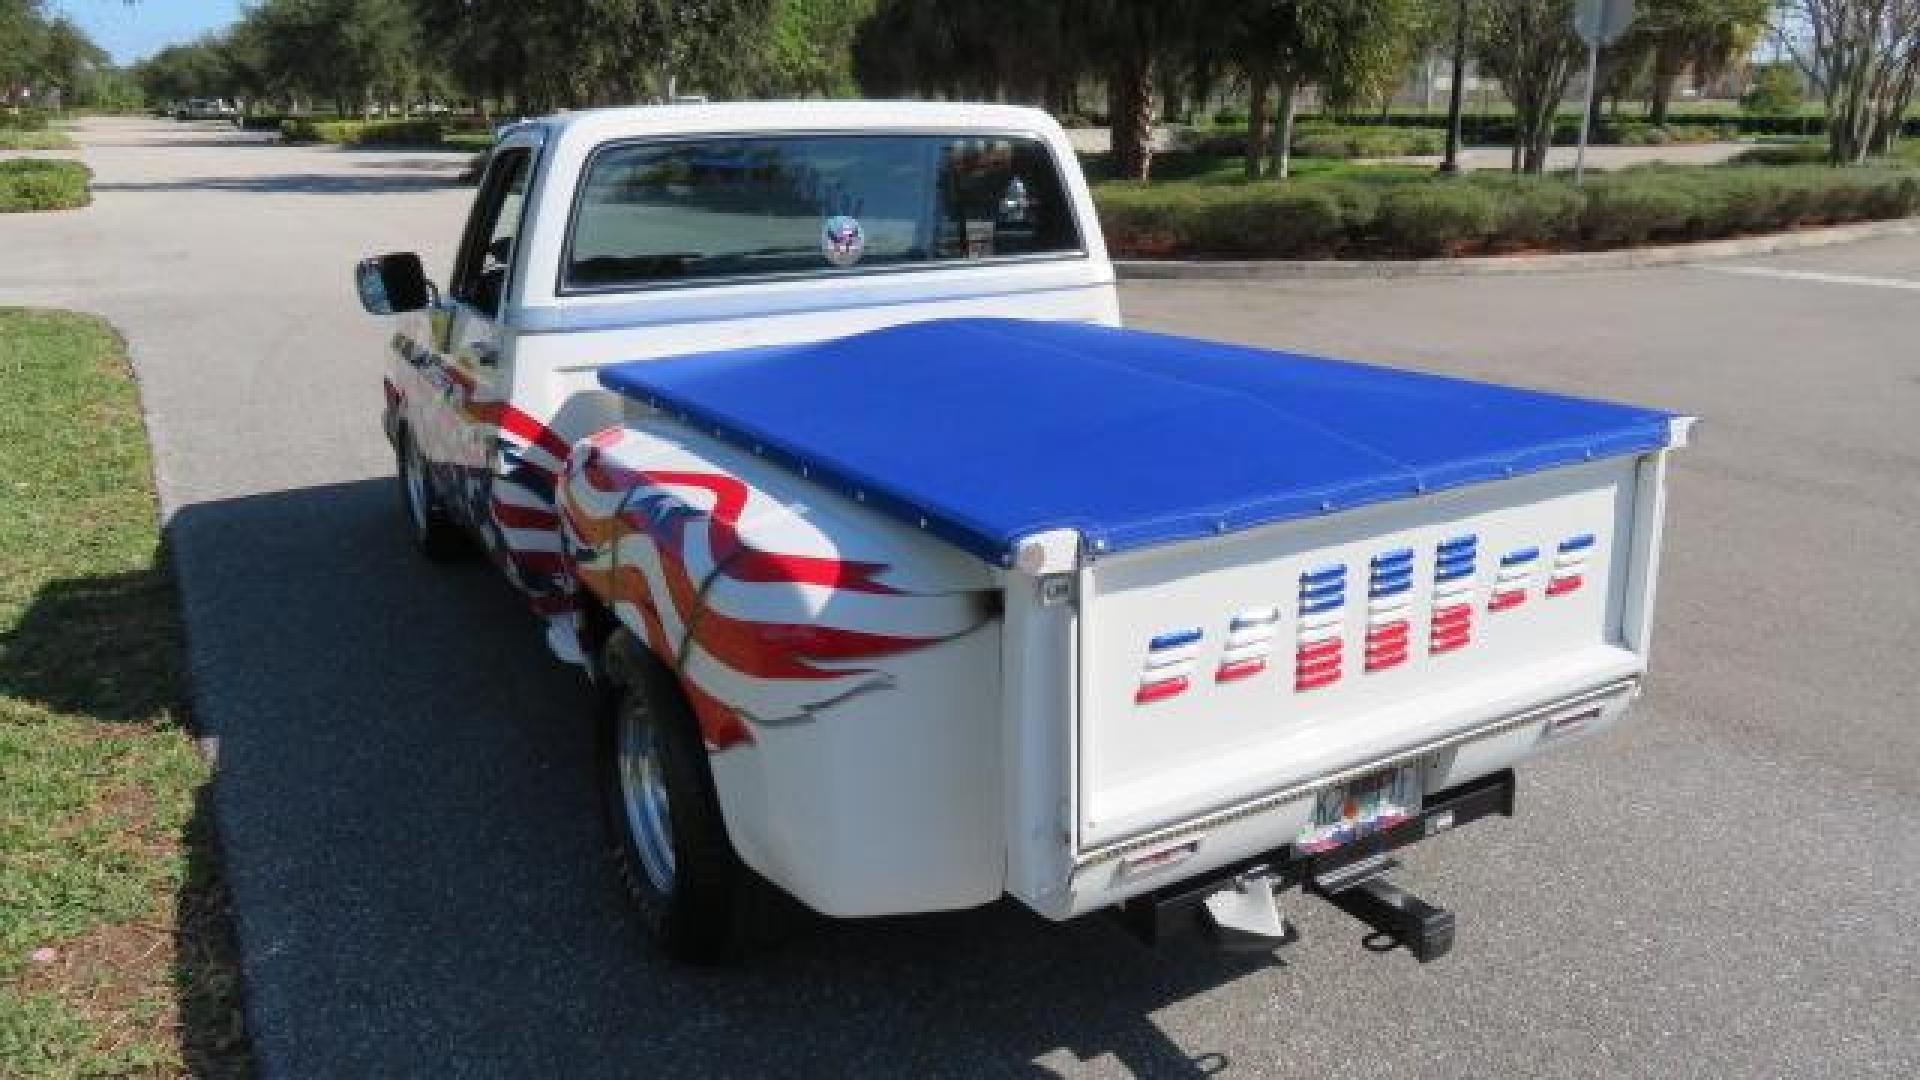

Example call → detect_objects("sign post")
1573 0 1635 185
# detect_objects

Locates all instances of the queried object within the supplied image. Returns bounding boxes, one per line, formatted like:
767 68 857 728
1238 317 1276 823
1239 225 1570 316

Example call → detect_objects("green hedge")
1096 164 1920 259
1300 110 1875 139
0 159 92 213
1732 143 1829 167
0 128 72 150
280 118 446 146
1612 122 1741 146
1194 119 1743 159
0 108 54 132
1293 124 1444 158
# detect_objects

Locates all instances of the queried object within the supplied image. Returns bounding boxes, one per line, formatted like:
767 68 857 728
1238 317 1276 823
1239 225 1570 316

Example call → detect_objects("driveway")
3 117 1916 1078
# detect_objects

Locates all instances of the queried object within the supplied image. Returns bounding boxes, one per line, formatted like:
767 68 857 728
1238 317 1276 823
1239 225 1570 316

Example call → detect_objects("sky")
53 0 244 65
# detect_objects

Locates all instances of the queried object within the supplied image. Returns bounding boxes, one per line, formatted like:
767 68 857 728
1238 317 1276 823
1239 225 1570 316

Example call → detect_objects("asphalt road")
4 118 1917 1078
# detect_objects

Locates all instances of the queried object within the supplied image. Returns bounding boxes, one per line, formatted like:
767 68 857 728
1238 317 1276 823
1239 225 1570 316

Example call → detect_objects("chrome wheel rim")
618 705 676 893
402 439 430 536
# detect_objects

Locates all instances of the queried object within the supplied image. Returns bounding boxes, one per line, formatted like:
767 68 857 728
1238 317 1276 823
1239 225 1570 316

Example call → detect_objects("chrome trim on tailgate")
1072 675 1641 869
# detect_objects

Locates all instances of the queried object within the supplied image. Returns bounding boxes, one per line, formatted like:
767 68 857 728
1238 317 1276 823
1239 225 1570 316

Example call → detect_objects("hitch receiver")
1316 874 1455 963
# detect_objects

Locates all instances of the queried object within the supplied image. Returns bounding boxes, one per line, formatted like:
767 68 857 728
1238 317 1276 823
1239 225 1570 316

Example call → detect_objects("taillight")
1365 548 1413 672
1217 606 1277 682
1547 533 1594 596
1295 563 1347 691
1136 627 1200 704
1431 534 1477 653
1490 546 1537 611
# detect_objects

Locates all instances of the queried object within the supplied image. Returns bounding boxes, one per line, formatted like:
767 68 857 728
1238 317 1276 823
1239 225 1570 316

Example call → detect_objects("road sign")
1572 0 1634 185
1574 0 1635 48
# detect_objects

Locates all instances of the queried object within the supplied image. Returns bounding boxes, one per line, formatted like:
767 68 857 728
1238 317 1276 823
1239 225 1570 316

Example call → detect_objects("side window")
451 147 533 317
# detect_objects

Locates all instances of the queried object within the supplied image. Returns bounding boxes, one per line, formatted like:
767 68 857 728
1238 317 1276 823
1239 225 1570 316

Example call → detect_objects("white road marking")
1704 265 1920 290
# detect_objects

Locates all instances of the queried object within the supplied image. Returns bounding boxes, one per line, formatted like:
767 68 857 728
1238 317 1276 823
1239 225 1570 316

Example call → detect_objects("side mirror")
355 251 433 315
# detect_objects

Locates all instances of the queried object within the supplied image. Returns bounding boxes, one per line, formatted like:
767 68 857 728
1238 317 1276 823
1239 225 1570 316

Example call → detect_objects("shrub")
1096 183 1348 258
0 107 53 132
1610 123 1739 146
1686 170 1785 234
1192 131 1251 157
1210 110 1248 128
1743 63 1804 117
1732 142 1827 167
0 159 92 213
1292 124 1441 158
1580 177 1699 246
1471 176 1585 250
281 118 445 146
1093 159 1920 260
1373 183 1499 256
0 128 72 150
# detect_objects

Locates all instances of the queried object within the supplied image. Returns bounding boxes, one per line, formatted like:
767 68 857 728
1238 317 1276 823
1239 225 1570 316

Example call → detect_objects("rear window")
564 134 1082 290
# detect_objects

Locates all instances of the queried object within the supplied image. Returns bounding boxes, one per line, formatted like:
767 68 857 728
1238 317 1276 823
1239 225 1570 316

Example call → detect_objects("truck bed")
586 319 1689 913
596 318 1676 566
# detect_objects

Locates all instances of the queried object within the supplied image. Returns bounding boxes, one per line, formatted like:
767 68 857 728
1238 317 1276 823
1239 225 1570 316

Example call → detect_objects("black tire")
395 426 466 561
599 634 746 964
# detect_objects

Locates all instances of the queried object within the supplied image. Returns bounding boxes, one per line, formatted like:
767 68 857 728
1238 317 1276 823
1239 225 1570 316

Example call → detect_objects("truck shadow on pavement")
156 476 1269 1076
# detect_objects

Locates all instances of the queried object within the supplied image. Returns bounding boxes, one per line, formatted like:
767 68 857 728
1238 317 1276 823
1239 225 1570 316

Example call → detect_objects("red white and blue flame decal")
560 431 989 751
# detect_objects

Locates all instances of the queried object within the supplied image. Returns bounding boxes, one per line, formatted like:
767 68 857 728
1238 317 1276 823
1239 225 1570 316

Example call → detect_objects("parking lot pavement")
4 117 1916 1078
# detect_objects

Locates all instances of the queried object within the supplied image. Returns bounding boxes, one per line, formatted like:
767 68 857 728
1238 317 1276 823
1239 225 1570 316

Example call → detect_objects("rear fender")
556 418 1008 916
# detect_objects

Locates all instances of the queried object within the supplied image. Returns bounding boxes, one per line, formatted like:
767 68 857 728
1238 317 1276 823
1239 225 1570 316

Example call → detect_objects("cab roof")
512 100 1064 148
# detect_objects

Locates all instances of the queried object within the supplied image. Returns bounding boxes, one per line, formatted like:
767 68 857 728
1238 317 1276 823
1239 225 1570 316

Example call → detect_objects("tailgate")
1075 453 1662 853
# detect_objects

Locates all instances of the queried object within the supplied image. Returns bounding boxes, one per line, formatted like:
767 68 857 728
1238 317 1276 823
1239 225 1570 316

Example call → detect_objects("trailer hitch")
1197 868 1300 953
1308 858 1455 964
1113 770 1508 956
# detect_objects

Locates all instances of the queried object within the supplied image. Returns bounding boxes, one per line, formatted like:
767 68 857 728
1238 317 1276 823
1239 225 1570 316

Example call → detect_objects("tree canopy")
2 0 127 110
101 0 1920 177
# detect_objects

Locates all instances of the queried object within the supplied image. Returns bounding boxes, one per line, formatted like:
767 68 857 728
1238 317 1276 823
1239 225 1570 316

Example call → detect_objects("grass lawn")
0 129 74 151
0 310 250 1077
443 129 494 152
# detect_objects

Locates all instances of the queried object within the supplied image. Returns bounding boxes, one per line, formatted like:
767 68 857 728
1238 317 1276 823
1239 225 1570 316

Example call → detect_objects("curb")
1114 217 1920 281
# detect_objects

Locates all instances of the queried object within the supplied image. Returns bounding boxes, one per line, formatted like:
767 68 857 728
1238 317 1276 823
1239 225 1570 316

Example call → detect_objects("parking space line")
1703 265 1920 290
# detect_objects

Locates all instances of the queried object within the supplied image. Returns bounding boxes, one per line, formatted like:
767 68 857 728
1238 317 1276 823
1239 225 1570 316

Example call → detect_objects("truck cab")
363 103 1115 649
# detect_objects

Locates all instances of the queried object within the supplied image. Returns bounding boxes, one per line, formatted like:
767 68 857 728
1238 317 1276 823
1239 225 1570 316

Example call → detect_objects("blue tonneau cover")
598 319 1676 565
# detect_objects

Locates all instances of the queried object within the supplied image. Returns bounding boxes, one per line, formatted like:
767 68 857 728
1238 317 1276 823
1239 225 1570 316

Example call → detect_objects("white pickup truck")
357 102 1692 964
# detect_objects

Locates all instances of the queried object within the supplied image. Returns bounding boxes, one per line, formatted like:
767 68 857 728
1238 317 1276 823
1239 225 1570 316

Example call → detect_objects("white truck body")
361 102 1690 959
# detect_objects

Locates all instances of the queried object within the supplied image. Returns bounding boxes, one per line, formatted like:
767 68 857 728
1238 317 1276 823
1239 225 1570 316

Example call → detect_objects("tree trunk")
1108 52 1155 182
1269 79 1299 180
1440 0 1469 174
1525 109 1552 174
1245 72 1271 179
1649 43 1682 126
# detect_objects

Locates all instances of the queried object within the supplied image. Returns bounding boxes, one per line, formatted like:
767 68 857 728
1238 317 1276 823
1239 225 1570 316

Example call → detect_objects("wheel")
599 634 746 963
395 426 466 561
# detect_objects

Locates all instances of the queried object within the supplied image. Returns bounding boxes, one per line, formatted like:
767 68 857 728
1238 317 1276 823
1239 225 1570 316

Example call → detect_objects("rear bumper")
1052 675 1638 919
1113 769 1515 944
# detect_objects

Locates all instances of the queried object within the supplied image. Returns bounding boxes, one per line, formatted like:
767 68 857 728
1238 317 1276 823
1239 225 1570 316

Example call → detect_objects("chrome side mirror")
355 251 434 315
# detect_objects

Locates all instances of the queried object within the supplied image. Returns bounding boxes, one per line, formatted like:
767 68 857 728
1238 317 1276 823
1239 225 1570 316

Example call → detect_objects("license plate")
1294 763 1426 854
